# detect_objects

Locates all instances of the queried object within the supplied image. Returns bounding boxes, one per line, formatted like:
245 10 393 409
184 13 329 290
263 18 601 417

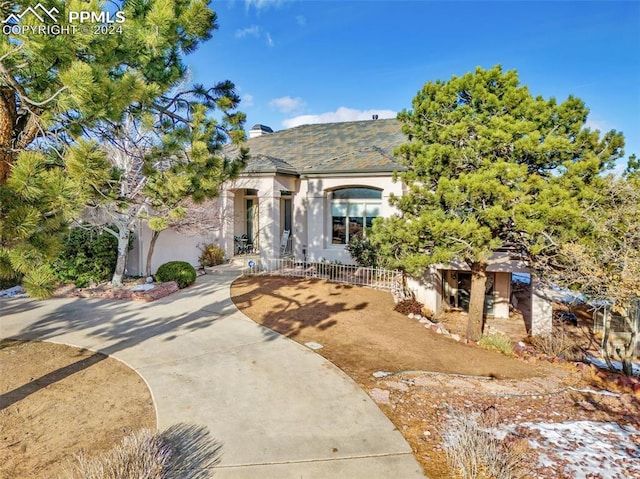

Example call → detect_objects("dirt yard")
0 340 156 479
231 276 640 478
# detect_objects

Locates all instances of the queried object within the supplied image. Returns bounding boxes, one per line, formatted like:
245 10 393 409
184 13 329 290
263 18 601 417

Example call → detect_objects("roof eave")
241 168 300 177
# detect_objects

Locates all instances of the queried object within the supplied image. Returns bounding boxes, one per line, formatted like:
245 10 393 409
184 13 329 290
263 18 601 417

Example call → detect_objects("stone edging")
63 281 179 302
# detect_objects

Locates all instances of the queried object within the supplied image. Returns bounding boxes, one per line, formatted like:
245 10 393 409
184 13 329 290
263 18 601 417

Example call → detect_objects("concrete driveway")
0 264 425 478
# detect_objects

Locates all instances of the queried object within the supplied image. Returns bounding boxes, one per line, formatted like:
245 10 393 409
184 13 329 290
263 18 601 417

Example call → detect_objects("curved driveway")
0 264 424 478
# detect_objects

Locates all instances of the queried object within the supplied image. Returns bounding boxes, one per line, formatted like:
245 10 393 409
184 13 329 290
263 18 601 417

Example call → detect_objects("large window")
330 187 382 245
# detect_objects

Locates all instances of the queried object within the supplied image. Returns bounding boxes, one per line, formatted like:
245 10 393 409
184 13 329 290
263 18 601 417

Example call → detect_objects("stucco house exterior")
128 118 551 334
129 118 406 270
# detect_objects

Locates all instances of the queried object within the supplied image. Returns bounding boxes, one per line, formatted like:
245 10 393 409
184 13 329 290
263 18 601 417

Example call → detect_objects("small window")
245 188 258 196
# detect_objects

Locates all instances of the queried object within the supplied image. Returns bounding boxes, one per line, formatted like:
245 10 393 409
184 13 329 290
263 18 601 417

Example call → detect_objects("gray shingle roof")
227 118 406 175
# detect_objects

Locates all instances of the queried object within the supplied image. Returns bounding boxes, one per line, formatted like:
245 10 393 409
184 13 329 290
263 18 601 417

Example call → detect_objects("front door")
281 198 292 254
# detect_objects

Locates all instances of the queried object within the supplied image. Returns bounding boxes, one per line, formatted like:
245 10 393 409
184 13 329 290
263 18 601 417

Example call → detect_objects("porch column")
221 190 235 259
258 188 281 263
530 277 553 335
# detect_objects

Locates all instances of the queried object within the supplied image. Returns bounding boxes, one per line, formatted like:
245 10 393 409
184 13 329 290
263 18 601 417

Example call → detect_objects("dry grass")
442 407 531 479
63 424 222 479
529 326 584 361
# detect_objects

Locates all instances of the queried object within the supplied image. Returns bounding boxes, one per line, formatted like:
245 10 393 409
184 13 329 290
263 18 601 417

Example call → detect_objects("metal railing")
244 258 402 291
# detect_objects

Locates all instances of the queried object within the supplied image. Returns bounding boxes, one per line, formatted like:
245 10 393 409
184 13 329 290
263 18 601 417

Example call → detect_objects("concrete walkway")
0 264 425 478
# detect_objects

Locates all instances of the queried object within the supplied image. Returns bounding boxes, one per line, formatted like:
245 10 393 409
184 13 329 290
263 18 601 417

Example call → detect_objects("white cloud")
235 25 273 47
235 25 260 38
245 0 289 11
282 107 397 129
242 94 254 107
269 96 305 114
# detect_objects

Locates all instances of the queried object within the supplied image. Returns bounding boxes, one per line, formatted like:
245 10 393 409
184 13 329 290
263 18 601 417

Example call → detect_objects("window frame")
329 187 382 246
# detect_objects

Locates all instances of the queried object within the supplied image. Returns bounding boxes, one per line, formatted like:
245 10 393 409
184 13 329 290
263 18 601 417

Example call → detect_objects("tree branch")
0 61 68 107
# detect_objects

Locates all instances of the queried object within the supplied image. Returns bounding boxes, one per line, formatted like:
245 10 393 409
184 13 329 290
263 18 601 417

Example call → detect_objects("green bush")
346 233 379 268
198 243 225 267
51 226 118 287
155 261 196 289
479 333 514 356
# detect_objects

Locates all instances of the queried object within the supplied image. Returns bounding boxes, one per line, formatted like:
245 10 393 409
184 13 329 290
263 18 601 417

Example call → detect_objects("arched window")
330 187 382 245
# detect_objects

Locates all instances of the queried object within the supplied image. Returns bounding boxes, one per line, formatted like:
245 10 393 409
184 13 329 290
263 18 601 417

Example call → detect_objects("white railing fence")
244 258 402 291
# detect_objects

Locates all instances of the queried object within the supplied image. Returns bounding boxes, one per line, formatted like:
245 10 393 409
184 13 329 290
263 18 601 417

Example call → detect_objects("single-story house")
128 118 551 334
129 118 406 269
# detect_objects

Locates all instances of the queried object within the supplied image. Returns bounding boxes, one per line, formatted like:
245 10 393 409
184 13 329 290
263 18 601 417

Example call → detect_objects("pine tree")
372 65 627 341
0 1 225 296
84 84 247 285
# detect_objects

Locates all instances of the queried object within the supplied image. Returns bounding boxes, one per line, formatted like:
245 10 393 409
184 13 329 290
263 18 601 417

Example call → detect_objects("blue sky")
188 0 640 168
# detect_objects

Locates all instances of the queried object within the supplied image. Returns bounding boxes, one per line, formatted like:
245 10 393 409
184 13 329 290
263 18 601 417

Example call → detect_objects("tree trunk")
111 227 131 287
145 230 161 277
601 309 618 373
467 261 488 341
0 86 17 184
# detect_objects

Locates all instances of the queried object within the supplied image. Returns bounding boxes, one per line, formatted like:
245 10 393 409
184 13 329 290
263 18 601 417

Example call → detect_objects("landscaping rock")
451 333 461 342
373 371 393 378
370 388 391 405
0 286 28 298
385 381 409 392
132 281 179 302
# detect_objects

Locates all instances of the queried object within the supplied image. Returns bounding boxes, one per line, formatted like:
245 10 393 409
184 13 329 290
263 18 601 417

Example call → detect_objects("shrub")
394 299 424 315
346 233 379 268
198 243 225 268
479 333 513 356
529 328 583 361
155 261 196 289
52 226 118 287
66 424 222 479
442 407 530 479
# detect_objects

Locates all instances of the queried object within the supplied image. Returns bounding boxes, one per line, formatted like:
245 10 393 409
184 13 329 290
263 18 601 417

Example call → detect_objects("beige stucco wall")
412 267 512 319
407 266 442 314
301 174 402 264
493 272 511 319
531 277 553 335
131 222 221 275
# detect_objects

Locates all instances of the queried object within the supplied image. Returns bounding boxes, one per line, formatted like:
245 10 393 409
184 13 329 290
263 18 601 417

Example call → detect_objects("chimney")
249 124 274 138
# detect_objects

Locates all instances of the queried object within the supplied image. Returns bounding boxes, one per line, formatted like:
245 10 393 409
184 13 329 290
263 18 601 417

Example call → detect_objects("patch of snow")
0 286 28 298
567 386 620 397
586 354 640 375
130 284 156 292
505 421 640 478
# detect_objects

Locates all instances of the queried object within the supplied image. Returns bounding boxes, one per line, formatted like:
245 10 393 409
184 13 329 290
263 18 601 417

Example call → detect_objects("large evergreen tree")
0 1 232 296
546 173 639 375
372 65 627 341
